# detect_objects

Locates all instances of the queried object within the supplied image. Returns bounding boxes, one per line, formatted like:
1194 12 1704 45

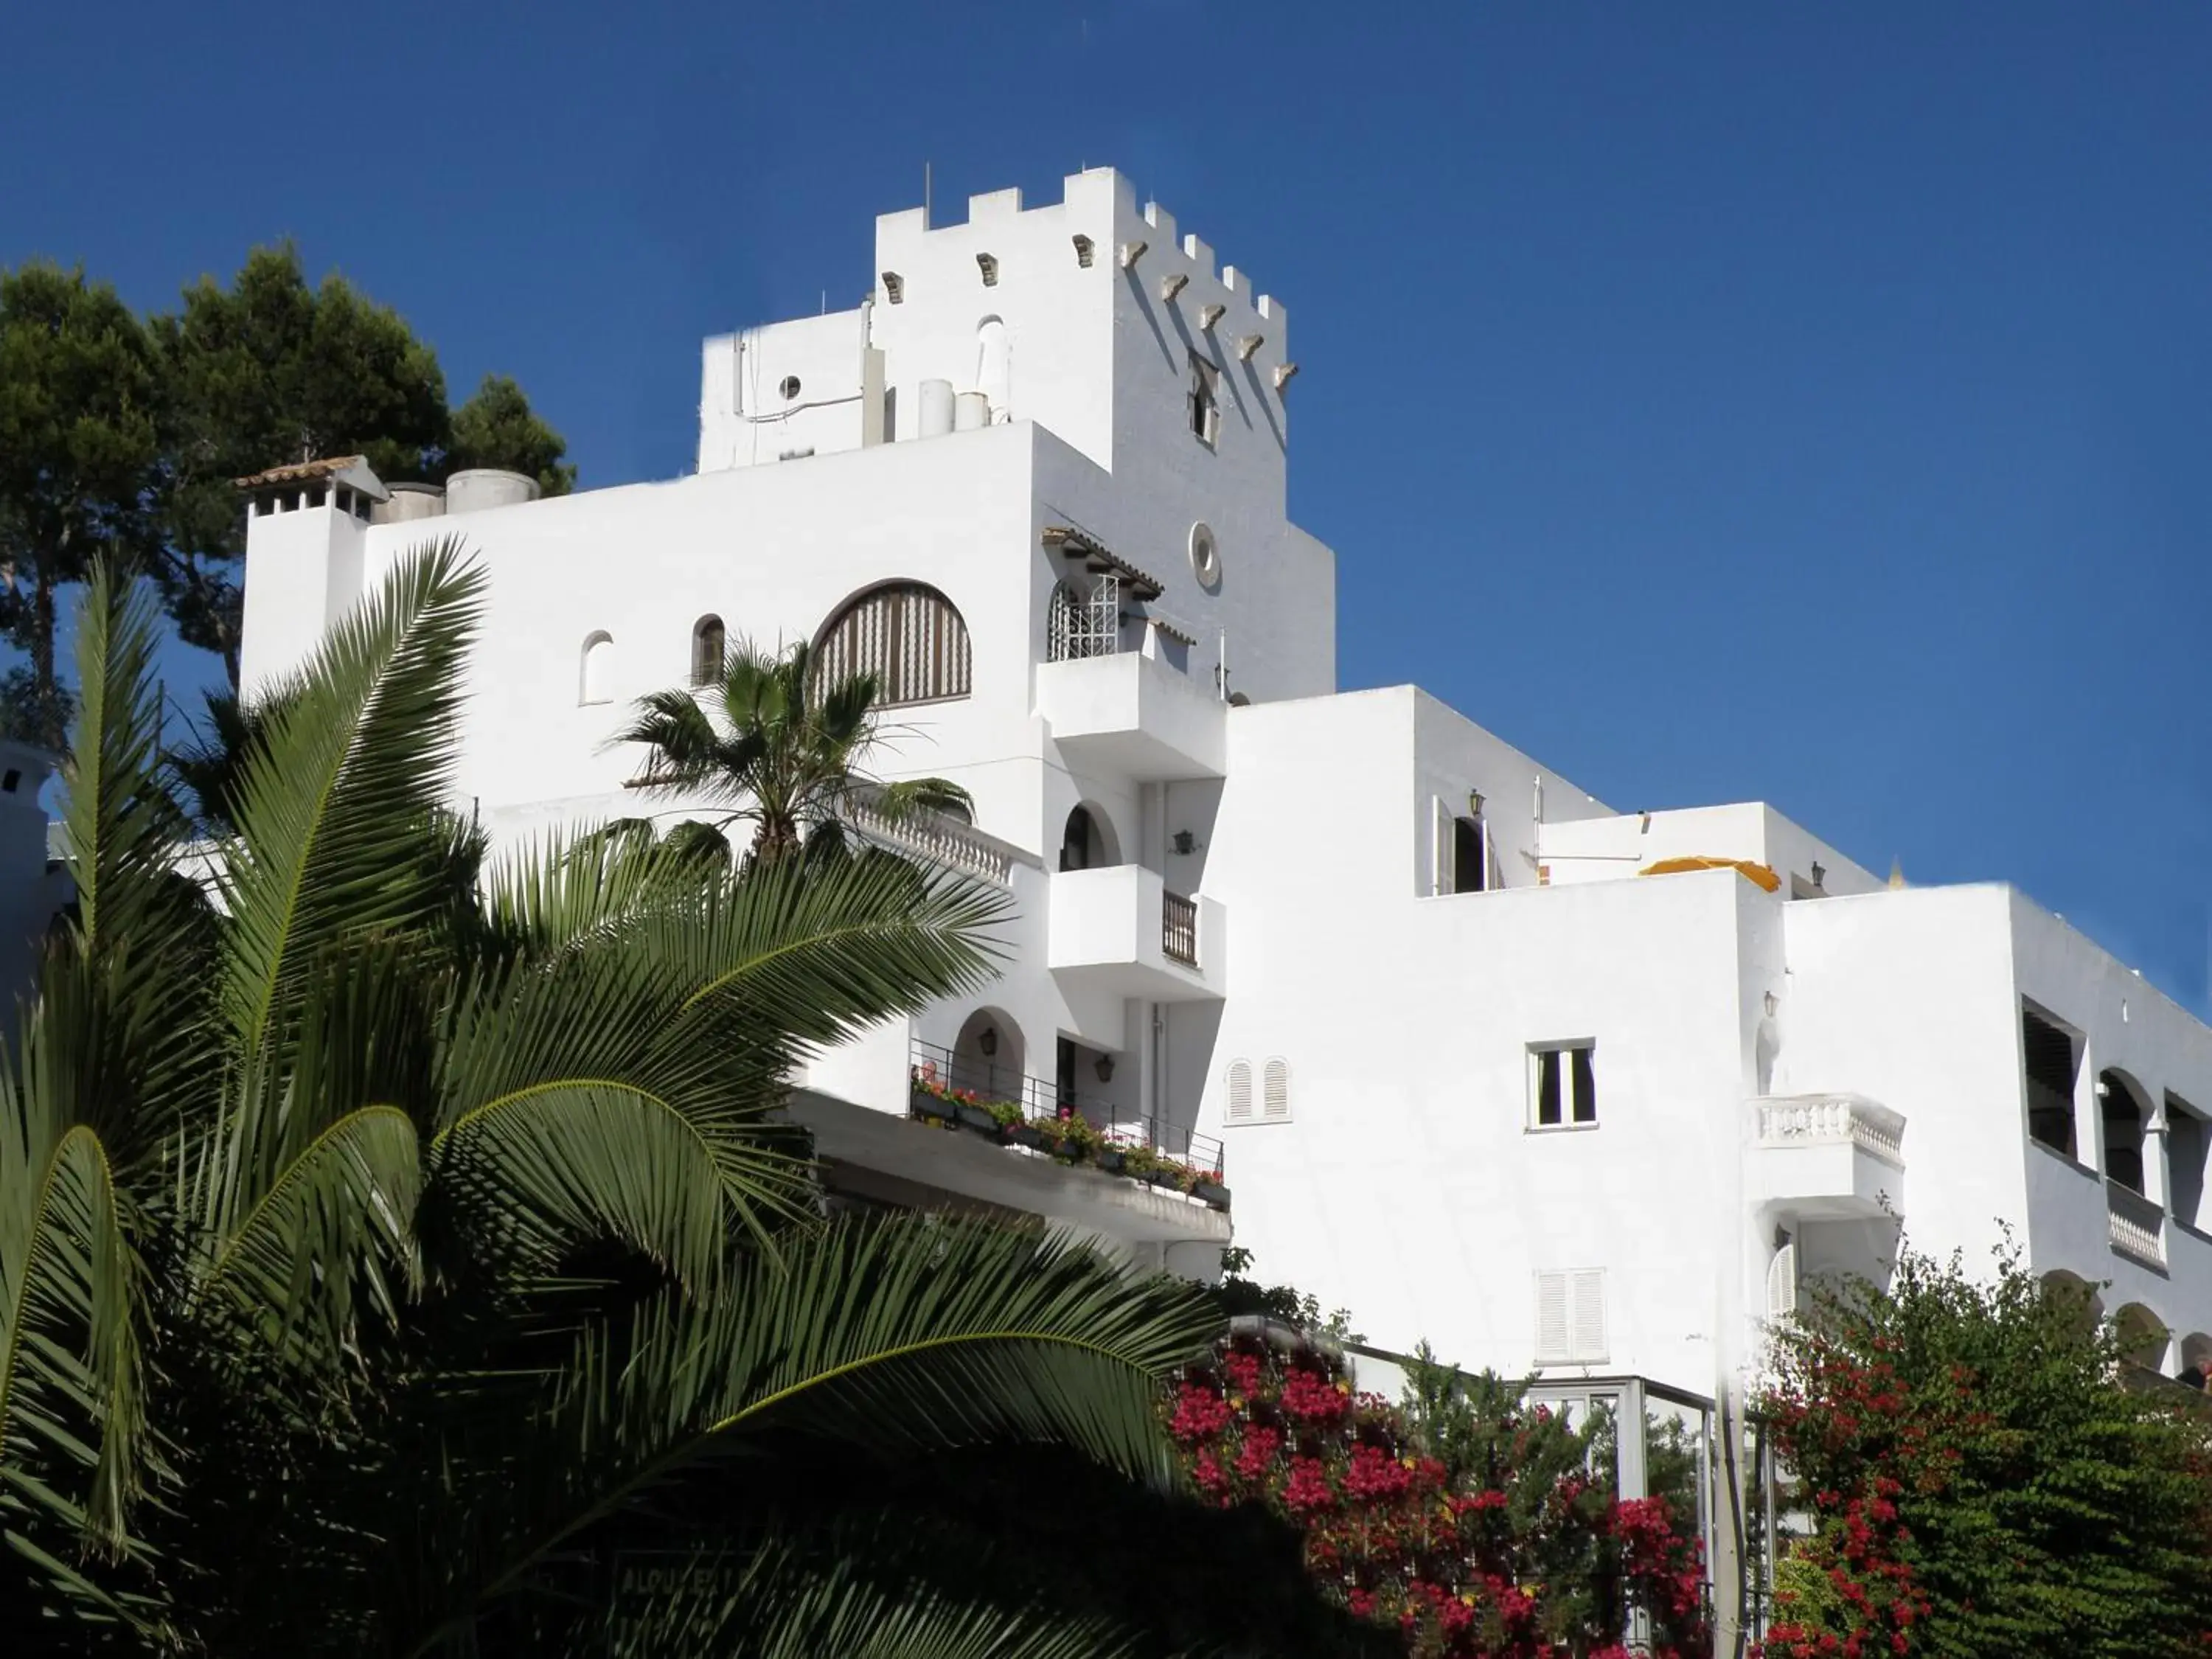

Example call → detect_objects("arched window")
691 615 726 686
815 582 970 707
580 631 613 706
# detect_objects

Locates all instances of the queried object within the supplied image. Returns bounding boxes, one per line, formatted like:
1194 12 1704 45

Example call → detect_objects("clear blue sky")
7 3 2209 1004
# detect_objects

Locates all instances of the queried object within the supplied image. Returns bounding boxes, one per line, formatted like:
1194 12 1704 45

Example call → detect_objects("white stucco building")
232 167 2212 1442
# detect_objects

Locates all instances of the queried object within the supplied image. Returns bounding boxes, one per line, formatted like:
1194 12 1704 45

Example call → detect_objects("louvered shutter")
1262 1059 1290 1122
1570 1270 1607 1363
1767 1242 1798 1322
1535 1272 1571 1365
1225 1062 1253 1124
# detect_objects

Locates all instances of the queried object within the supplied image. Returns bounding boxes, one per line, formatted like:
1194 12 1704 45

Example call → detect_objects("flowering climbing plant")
1169 1332 1708 1658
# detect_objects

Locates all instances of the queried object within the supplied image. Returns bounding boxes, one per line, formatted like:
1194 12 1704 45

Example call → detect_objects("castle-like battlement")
874 168 1286 336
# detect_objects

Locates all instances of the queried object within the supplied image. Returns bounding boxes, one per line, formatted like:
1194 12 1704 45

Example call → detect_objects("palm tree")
0 545 1367 1658
611 636 974 865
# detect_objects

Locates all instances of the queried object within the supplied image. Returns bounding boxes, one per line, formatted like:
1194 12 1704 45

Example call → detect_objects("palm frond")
219 537 484 1064
53 560 194 956
383 1219 1214 1658
0 1117 149 1563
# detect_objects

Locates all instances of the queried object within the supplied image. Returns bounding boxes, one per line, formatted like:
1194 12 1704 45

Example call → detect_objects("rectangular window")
1187 352 1220 446
1531 1042 1597 1128
1535 1268 1608 1365
2022 1004 2079 1158
1453 815 1487 893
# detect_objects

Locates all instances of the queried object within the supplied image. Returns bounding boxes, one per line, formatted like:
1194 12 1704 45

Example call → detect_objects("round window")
1189 521 1221 591
779 375 802 401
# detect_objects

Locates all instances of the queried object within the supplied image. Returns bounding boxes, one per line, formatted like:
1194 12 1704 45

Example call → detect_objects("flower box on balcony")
1193 1180 1230 1211
909 1085 957 1127
953 1102 1002 1138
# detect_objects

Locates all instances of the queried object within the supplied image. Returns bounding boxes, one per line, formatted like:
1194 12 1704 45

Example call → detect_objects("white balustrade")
2107 1182 2167 1268
844 795 1014 886
1755 1095 1906 1164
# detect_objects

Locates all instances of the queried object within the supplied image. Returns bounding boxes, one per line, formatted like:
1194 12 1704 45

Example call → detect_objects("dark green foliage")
0 263 160 745
1761 1246 2212 1658
146 243 571 684
448 374 576 497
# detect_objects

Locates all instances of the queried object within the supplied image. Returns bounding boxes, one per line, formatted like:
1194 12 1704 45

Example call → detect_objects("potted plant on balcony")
908 1062 964 1127
1039 1107 1102 1167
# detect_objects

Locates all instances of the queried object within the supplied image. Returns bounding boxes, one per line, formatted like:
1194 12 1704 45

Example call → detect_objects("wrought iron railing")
908 1037 1225 1178
1047 573 1122 662
1161 889 1199 966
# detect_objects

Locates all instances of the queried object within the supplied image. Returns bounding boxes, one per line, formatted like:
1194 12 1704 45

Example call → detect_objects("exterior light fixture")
1072 234 1095 267
880 271 904 304
1094 1054 1116 1083
1467 789 1484 818
1809 861 1826 888
1159 271 1189 302
976 252 999 286
978 1027 999 1057
1172 830 1197 855
1198 302 1225 330
1236 333 1264 362
1119 239 1148 269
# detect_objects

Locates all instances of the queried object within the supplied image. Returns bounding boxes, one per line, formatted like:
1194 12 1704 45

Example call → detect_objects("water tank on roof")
954 390 989 432
376 481 447 524
445 469 541 515
917 378 955 439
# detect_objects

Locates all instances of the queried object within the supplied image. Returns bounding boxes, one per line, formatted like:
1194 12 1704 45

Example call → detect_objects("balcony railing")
842 792 1013 886
2108 1180 2167 1269
908 1038 1226 1203
1755 1095 1905 1164
1162 889 1199 965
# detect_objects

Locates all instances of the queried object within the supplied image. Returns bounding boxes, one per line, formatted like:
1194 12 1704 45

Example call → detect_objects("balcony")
1037 650 1227 781
1047 865 1225 1001
2108 1181 2167 1271
1747 1093 1906 1220
906 1039 1228 1213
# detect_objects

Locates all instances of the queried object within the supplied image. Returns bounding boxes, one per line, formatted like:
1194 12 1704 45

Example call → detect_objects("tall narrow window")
691 615 726 686
1225 1061 1254 1124
1531 1042 1597 1128
1187 351 1220 446
813 582 971 707
2022 1005 2079 1158
1262 1058 1290 1122
580 631 613 706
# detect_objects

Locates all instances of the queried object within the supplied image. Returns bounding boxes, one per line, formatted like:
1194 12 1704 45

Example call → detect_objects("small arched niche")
691 614 726 686
579 630 613 706
1058 802 1121 872
2041 1269 2105 1340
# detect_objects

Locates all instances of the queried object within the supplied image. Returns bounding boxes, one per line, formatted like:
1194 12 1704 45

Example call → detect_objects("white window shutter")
1262 1058 1290 1121
1433 799 1453 895
1535 1271 1571 1364
1767 1242 1798 1322
1570 1270 1607 1363
1225 1061 1253 1124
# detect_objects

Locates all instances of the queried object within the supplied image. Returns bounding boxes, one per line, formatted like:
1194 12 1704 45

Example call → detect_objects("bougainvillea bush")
1169 1332 1708 1658
1756 1247 2212 1659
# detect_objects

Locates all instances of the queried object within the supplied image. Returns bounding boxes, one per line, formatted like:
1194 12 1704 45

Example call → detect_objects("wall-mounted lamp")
978 1026 999 1057
1172 830 1198 856
1809 861 1826 889
1071 234 1095 268
975 252 999 287
1467 789 1484 818
1094 1054 1116 1083
1159 271 1189 302
1119 239 1148 270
